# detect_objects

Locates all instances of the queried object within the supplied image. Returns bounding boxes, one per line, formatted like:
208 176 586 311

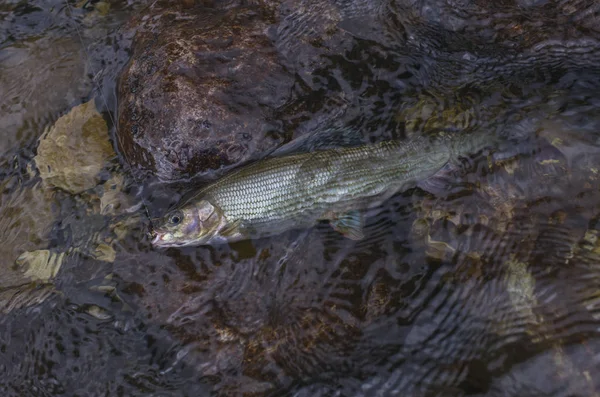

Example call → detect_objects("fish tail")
449 129 502 158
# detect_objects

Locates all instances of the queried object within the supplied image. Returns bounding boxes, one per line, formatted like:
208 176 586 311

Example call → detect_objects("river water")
2 1 600 396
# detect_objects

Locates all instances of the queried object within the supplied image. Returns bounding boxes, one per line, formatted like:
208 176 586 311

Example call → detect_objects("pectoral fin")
219 219 243 237
329 210 365 240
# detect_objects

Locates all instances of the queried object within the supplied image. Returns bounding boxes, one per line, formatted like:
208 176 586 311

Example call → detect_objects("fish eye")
168 210 184 225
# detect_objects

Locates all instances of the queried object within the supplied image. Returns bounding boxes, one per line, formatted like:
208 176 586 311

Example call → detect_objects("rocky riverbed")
1 1 600 396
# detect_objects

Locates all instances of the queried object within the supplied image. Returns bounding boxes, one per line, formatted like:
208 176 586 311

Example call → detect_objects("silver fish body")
151 132 494 247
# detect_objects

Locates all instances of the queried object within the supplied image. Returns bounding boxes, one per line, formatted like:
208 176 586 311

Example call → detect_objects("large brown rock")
117 0 600 183
118 2 295 181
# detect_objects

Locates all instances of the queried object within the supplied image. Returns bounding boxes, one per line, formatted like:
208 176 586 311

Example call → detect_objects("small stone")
93 243 116 263
99 174 130 215
16 250 64 282
410 218 430 242
86 304 113 320
94 2 110 15
505 254 536 318
583 230 598 246
426 238 455 261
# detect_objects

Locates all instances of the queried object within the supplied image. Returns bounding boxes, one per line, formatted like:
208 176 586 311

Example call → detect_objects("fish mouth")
152 237 197 248
150 230 192 248
149 228 166 246
151 234 162 245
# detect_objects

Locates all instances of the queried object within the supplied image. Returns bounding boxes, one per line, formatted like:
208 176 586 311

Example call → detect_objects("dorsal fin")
269 126 366 158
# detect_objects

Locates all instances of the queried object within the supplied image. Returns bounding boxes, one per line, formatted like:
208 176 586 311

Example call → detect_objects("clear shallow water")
2 1 600 396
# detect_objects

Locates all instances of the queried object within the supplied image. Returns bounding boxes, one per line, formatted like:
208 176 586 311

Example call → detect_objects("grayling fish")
151 132 496 247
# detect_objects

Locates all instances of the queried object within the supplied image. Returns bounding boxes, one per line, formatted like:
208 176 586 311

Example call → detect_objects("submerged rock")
0 181 57 267
16 250 65 282
0 181 60 313
118 3 294 181
116 0 600 183
34 98 116 194
0 97 136 315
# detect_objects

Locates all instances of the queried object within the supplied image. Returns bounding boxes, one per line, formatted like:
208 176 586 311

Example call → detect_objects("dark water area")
2 0 600 396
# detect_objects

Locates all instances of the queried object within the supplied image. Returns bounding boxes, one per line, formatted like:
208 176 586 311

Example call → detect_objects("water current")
1 1 600 396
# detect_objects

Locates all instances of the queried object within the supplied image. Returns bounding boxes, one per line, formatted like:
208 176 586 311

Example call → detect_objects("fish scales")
200 139 450 229
151 131 500 246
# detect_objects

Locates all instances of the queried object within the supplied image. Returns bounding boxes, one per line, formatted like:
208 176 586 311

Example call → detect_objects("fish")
151 131 497 247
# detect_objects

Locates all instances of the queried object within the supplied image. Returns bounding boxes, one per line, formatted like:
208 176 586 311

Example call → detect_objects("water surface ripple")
2 1 600 396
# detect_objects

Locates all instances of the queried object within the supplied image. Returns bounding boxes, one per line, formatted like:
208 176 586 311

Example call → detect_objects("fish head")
151 199 224 247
